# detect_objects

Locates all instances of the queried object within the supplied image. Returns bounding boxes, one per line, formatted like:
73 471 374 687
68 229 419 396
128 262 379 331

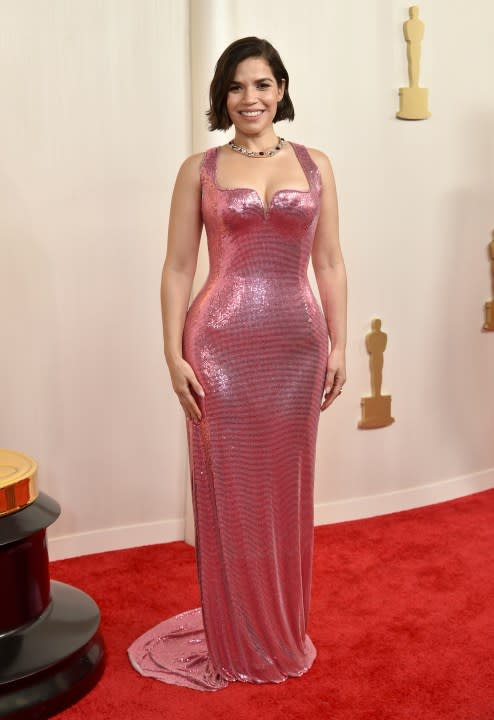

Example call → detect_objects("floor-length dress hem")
127 606 317 692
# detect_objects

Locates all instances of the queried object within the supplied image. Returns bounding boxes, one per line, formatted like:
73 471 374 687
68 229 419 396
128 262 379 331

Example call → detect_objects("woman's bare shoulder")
174 149 211 188
179 150 208 174
304 146 336 187
305 146 332 171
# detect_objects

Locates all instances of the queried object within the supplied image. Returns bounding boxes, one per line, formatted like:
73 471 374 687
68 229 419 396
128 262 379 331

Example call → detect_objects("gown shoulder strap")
199 146 218 187
290 141 322 194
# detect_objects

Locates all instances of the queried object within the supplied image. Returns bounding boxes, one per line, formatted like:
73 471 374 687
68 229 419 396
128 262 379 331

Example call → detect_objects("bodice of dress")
199 142 322 283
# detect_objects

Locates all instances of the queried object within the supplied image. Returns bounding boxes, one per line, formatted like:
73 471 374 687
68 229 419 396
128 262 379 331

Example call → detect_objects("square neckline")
211 140 315 216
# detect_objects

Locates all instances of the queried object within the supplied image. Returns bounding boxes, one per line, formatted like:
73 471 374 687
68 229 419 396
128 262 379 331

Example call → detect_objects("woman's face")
226 56 285 134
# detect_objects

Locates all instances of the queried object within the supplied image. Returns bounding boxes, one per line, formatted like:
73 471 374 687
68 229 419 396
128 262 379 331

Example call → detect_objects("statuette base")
358 395 395 429
483 300 494 331
396 87 431 120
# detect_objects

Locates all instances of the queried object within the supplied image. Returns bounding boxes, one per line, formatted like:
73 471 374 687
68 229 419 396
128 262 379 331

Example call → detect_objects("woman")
128 36 347 691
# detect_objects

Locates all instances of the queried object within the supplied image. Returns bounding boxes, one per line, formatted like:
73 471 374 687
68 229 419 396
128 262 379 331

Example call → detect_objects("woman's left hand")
321 348 346 411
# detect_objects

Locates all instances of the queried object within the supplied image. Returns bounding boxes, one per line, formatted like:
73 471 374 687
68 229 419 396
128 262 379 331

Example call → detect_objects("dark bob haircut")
206 37 295 132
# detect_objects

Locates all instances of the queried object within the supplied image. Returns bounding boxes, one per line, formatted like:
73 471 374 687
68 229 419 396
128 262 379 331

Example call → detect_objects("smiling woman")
207 37 294 131
224 65 284 129
127 36 348 693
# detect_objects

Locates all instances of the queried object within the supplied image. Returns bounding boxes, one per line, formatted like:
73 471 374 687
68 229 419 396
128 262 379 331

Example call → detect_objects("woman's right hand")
167 356 205 422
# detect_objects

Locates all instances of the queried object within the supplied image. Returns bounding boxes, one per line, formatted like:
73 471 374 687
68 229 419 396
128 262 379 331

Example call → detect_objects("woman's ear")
277 79 286 102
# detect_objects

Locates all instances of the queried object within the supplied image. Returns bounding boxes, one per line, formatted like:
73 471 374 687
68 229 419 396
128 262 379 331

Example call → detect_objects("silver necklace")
228 137 285 158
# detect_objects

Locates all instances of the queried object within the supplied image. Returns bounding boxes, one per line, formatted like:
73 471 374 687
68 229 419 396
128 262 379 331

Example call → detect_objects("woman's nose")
242 86 257 103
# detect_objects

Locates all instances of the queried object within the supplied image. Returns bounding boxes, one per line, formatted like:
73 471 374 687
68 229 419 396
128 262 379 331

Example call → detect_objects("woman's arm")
161 151 206 420
308 148 347 410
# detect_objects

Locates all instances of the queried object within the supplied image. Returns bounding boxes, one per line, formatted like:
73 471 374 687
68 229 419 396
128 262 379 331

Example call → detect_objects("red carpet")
50 488 494 720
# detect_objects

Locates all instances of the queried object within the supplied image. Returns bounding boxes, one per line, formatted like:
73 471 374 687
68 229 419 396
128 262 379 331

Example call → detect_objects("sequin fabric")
127 142 329 691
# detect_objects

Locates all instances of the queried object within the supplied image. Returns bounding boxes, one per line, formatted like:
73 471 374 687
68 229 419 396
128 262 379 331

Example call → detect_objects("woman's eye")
228 83 271 92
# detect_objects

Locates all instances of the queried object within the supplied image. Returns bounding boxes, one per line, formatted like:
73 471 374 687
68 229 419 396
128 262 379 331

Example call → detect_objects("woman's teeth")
240 110 263 116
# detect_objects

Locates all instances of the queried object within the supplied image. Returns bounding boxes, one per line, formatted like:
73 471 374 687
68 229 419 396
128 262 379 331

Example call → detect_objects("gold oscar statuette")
0 448 38 516
396 5 431 120
358 318 395 429
483 230 494 331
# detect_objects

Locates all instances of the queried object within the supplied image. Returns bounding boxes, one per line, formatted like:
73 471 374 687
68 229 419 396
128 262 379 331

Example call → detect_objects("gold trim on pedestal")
0 449 38 517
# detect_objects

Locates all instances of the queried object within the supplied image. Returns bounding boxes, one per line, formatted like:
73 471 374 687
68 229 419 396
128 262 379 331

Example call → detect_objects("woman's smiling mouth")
239 110 264 117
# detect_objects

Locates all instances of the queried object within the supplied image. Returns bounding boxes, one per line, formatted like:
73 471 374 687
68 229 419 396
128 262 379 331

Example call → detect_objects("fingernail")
200 390 205 397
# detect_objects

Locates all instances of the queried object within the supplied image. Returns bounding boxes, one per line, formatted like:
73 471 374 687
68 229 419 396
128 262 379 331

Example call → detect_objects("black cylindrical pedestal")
1 528 51 634
0 492 105 719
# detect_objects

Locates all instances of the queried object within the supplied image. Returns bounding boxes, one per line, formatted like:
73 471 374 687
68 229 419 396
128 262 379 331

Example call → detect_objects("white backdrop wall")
0 0 493 560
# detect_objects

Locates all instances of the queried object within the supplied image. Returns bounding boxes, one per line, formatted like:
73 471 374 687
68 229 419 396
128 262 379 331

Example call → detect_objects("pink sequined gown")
128 141 328 691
